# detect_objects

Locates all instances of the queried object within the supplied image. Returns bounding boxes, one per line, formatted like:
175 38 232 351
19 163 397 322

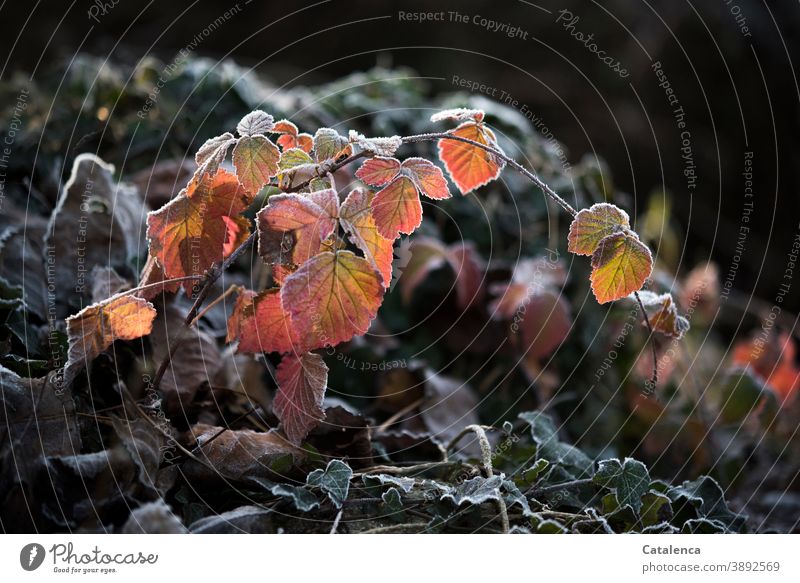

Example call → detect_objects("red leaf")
227 288 300 354
273 120 313 153
355 156 401 186
274 352 329 444
402 157 450 200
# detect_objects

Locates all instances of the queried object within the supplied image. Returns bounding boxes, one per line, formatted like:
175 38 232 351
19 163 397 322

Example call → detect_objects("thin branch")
526 477 594 498
634 290 659 391
402 132 578 217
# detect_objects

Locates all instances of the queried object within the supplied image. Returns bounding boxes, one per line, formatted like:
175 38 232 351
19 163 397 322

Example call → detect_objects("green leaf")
266 482 320 512
640 491 673 526
518 411 593 479
593 458 651 514
232 135 280 194
306 459 353 508
381 487 404 515
313 127 349 162
440 475 503 506
567 202 629 256
520 458 550 485
502 479 532 516
667 476 747 532
715 369 769 423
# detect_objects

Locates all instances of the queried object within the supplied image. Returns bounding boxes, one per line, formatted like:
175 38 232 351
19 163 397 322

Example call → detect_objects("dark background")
2 0 799 310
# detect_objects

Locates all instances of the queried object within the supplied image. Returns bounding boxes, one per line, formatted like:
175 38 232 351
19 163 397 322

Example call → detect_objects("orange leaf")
732 331 800 401
65 295 156 383
371 176 422 239
146 170 252 293
339 188 394 287
637 291 690 339
227 288 300 354
137 253 180 300
232 135 280 194
589 232 653 304
273 120 313 153
436 121 504 194
567 203 630 256
281 251 384 349
257 189 339 265
274 352 329 444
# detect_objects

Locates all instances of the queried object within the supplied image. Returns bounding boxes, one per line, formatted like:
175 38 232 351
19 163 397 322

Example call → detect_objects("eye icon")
20 543 46 571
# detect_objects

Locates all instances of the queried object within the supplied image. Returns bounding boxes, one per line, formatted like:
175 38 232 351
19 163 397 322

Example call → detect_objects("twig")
527 477 594 498
402 132 578 217
330 508 344 534
359 522 427 534
445 424 509 533
353 460 471 477
374 396 425 433
634 290 659 390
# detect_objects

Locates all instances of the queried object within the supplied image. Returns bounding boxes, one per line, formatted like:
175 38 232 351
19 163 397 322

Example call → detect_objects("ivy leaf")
281 251 385 350
306 459 352 508
362 474 415 494
339 188 394 287
65 295 156 383
272 120 313 153
434 119 504 194
257 190 339 265
232 135 280 194
146 169 252 292
313 127 351 162
440 475 503 506
667 476 747 532
236 110 275 137
194 132 236 180
259 481 320 512
519 411 593 479
567 203 630 256
589 232 653 304
274 352 328 445
593 458 651 514
227 288 299 354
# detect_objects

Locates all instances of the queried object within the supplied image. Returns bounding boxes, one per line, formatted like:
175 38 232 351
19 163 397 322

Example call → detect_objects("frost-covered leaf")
236 110 275 136
313 127 351 162
274 352 328 445
636 291 690 339
590 232 653 304
339 188 394 287
189 505 273 534
519 411 593 479
257 480 320 512
272 120 313 153
382 487 404 514
348 130 402 156
593 458 650 514
371 176 422 239
356 157 401 186
195 132 236 180
281 251 384 349
401 158 450 200
567 203 630 256
441 475 503 506
65 295 156 383
232 135 280 194
430 108 485 123
363 474 416 493
667 475 747 532
306 459 353 508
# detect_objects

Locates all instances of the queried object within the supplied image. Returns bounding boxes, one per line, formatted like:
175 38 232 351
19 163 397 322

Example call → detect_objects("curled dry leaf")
274 352 329 445
65 295 157 384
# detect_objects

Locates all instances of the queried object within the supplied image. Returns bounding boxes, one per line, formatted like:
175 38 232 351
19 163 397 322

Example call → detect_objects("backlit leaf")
274 352 328 444
236 110 275 136
146 170 252 293
232 135 280 194
356 157 401 186
371 176 422 239
65 295 156 383
137 254 179 300
281 251 384 349
402 157 450 200
257 189 338 265
339 188 394 287
272 120 313 153
589 232 653 304
636 292 690 339
436 121 504 194
568 203 630 256
195 132 235 180
227 288 299 354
